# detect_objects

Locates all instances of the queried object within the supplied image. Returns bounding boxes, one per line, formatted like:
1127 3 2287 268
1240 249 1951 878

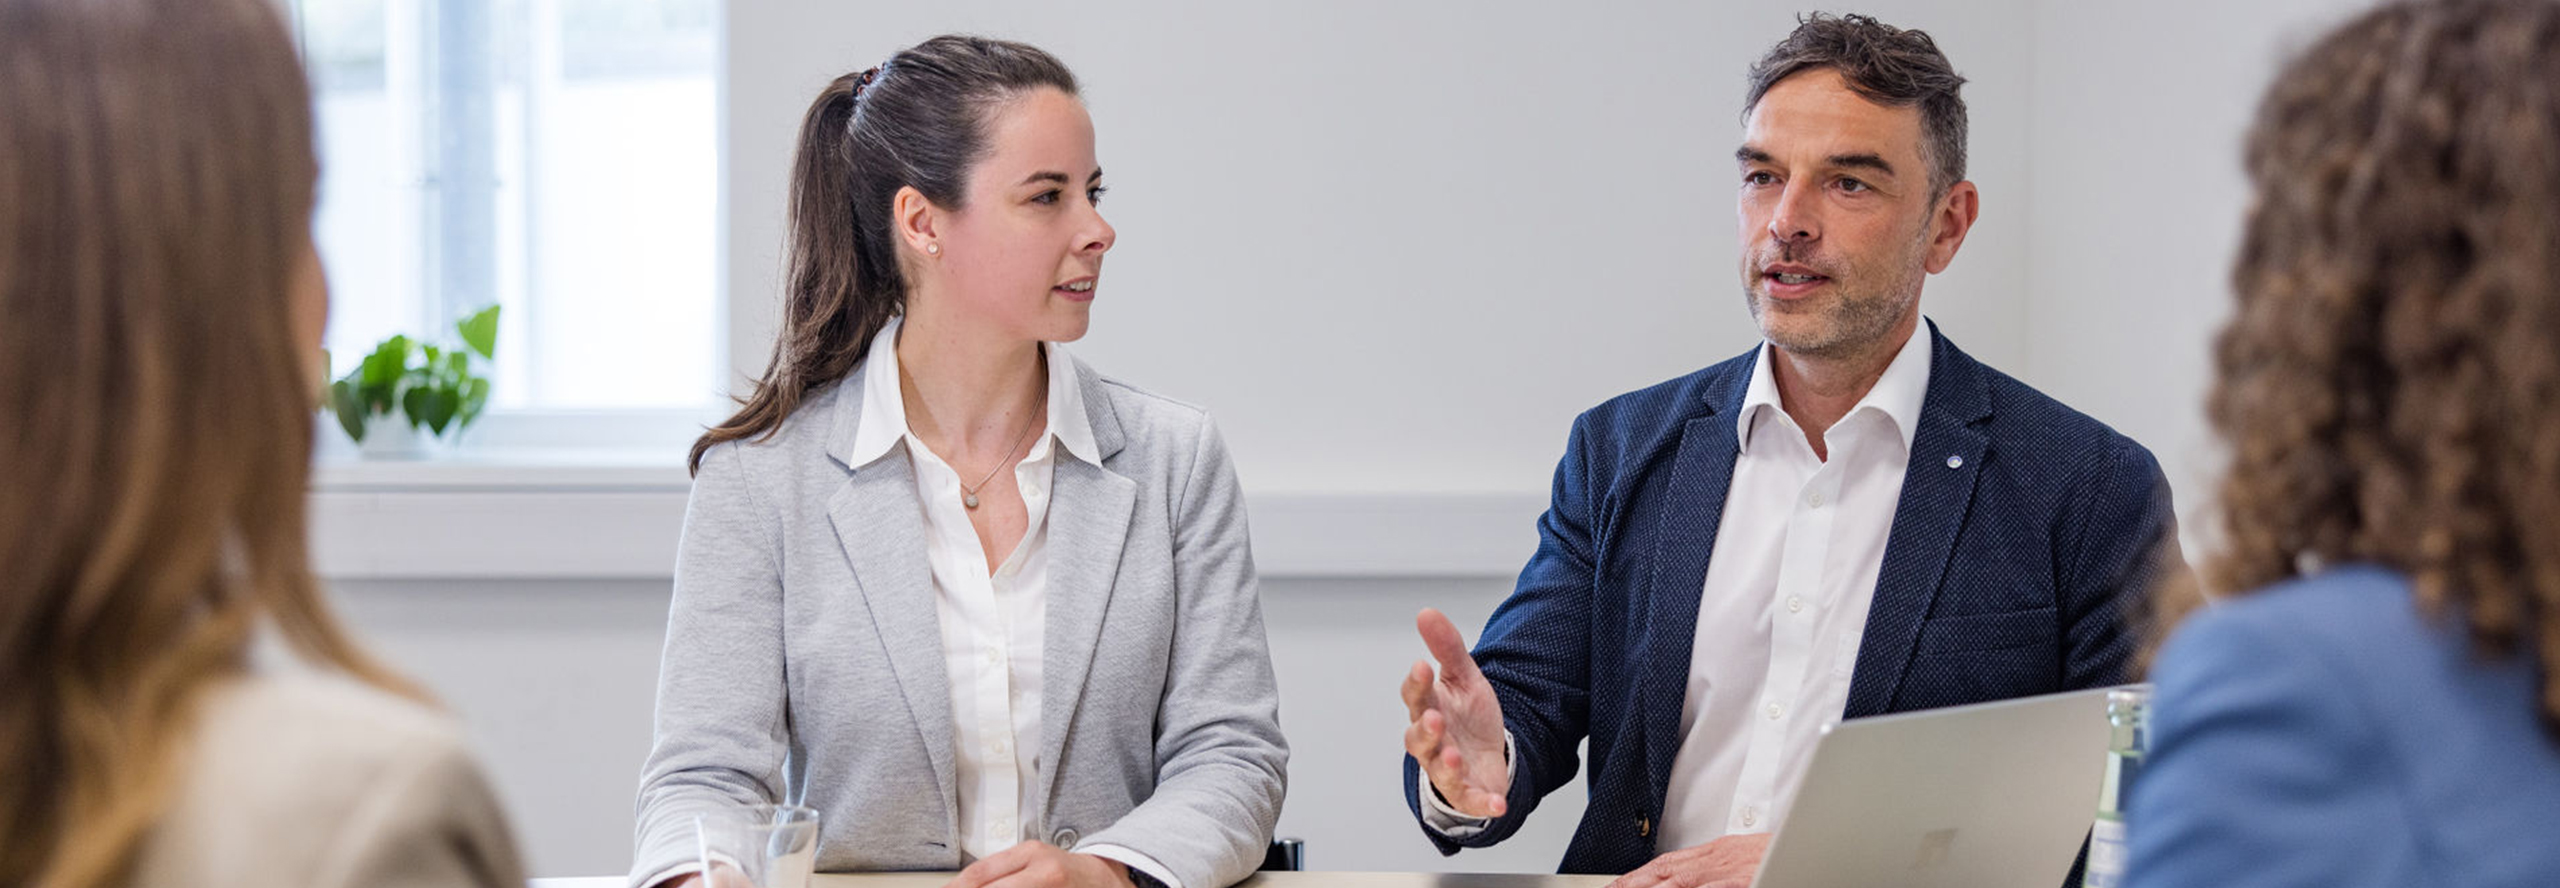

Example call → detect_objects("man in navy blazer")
1397 15 2181 886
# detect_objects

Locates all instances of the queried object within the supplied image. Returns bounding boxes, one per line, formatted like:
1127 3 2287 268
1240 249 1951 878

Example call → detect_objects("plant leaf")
457 304 500 360
361 335 411 389
427 388 462 435
406 384 461 435
329 380 368 442
458 377 491 429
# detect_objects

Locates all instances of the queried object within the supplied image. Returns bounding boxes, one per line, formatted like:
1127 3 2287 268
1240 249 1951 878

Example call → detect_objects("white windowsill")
314 449 694 492
310 451 1543 581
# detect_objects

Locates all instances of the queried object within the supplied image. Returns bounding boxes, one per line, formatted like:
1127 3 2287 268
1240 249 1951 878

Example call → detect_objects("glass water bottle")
2081 683 2151 888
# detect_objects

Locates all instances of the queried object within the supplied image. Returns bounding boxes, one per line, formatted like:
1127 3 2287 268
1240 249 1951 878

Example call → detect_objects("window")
294 0 721 414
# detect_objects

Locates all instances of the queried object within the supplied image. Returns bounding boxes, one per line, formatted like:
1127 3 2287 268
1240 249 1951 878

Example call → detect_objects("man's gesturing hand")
1401 608 1512 819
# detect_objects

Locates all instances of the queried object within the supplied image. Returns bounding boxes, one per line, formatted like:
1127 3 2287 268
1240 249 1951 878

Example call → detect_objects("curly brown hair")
2177 0 2560 734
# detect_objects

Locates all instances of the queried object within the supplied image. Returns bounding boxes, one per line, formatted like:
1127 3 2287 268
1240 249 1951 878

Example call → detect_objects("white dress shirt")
846 319 1177 887
1425 325 1933 852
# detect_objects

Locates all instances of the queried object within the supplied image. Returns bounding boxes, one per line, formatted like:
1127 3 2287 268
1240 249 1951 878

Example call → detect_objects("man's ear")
1923 180 1979 275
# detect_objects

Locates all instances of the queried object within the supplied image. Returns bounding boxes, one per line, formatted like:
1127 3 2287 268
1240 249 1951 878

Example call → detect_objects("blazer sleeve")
629 442 793 888
2058 438 2184 691
312 730 527 888
2125 603 2408 888
1073 418 1289 888
1404 412 1600 853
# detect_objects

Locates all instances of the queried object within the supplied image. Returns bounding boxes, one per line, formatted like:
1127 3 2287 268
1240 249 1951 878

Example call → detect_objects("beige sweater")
125 671 527 888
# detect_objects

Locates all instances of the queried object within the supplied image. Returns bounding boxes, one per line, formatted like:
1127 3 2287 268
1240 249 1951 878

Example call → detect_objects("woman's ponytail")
691 37 1078 475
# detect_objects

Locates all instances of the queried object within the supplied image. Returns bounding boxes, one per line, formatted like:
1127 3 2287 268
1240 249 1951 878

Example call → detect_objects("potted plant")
325 304 500 457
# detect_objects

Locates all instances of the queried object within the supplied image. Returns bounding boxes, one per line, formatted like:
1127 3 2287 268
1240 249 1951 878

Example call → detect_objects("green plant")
325 304 500 443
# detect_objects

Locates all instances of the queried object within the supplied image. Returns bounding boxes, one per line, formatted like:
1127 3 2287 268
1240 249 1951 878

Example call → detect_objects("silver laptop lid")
1751 686 2114 888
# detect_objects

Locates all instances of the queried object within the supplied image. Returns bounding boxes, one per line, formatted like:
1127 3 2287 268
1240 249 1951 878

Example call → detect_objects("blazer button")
1053 828 1080 848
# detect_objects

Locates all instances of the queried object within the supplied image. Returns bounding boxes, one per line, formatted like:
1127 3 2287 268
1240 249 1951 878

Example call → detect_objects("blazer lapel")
1036 365 1136 815
1638 357 1752 811
1844 325 1992 718
820 369 960 833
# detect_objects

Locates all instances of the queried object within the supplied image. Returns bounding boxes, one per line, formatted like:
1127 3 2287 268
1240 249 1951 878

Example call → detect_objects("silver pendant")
964 493 981 509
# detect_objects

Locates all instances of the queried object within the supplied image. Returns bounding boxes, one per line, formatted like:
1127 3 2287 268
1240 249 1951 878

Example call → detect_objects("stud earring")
925 243 940 255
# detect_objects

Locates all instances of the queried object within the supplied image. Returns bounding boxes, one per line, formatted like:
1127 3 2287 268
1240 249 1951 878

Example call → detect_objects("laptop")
1750 687 2115 888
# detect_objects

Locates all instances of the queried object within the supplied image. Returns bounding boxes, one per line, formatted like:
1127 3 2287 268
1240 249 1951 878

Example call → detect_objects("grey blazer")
632 358 1288 888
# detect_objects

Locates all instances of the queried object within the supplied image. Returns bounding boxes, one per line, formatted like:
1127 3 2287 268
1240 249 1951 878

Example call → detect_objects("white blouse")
844 319 1173 886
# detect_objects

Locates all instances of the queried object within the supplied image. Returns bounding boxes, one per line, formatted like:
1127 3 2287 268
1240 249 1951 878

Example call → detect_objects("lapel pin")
1946 455 1964 469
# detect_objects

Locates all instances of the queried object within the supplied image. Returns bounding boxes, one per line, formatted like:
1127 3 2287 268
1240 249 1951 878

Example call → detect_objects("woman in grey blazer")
633 36 1287 888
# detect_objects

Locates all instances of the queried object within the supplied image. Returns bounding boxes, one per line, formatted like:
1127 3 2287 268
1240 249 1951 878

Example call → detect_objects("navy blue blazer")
1403 324 2181 873
2128 566 2560 888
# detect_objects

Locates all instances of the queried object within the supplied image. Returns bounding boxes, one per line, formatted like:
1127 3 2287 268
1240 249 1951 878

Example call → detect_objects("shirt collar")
1042 336 1100 464
847 316 1099 468
1735 318 1935 456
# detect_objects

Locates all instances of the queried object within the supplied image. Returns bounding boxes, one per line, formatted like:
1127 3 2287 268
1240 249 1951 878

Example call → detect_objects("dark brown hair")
0 0 423 885
1744 12 1969 197
2175 0 2560 734
691 35 1078 473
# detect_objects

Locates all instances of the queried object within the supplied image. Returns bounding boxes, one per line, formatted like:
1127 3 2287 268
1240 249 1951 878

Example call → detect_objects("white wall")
329 0 2393 879
2021 0 2367 542
724 0 2034 496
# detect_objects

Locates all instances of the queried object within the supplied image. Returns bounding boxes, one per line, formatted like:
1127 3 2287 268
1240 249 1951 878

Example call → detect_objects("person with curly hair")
2129 2 2560 886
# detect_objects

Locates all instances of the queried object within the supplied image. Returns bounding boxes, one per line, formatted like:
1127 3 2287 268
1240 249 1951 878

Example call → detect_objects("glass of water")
695 804 819 888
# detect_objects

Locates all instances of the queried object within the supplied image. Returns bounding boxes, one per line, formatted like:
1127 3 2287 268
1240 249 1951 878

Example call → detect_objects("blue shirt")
2129 565 2560 888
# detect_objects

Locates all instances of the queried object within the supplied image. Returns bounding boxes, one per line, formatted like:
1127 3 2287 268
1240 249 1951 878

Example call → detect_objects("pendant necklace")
958 402 1042 510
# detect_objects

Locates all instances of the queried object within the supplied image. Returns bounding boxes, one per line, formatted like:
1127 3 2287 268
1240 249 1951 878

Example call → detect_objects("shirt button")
1741 808 1759 828
1786 595 1804 613
1766 703 1784 720
1808 491 1826 507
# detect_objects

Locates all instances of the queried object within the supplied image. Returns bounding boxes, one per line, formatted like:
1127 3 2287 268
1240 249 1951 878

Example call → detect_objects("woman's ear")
894 185 942 258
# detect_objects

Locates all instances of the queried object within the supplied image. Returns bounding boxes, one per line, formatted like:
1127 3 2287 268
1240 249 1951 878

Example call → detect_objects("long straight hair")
691 35 1077 474
0 1 421 885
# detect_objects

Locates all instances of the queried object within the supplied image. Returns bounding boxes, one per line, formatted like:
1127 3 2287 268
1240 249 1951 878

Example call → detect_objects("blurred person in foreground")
0 0 527 886
2129 2 2560 886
